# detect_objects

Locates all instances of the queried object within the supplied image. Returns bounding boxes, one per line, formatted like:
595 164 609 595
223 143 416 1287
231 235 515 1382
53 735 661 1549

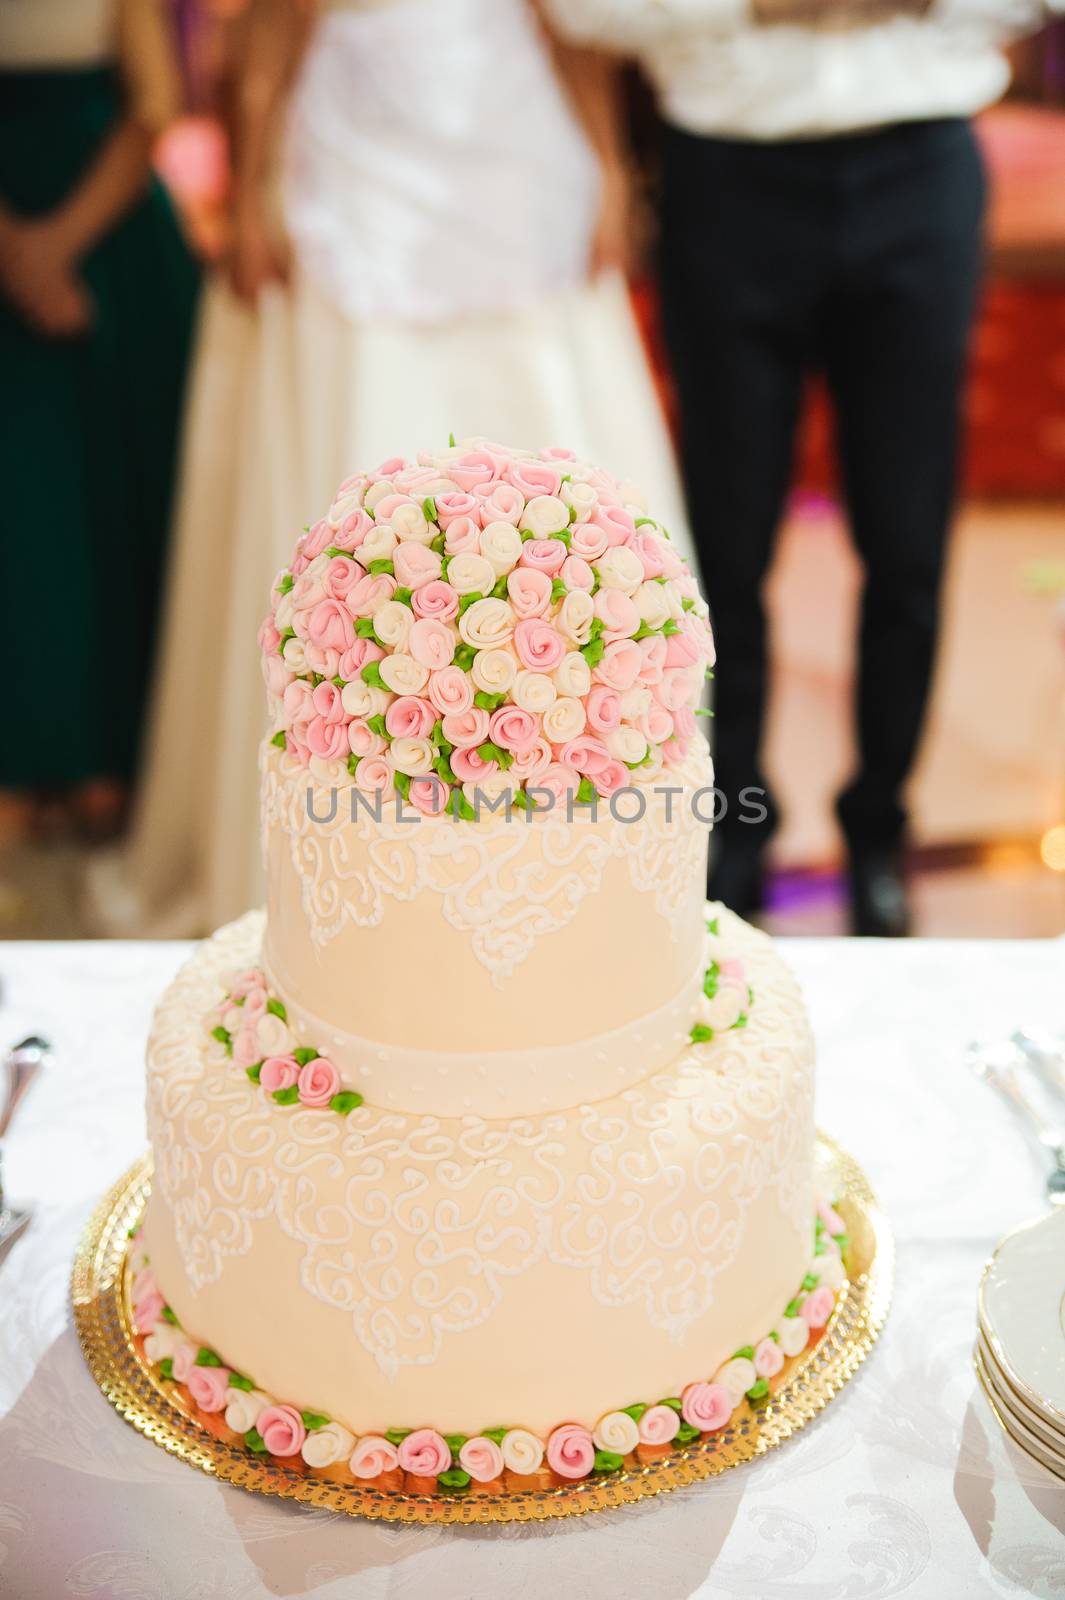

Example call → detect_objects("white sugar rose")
309 755 349 788
512 670 556 714
561 480 598 522
363 478 395 512
143 1324 183 1363
662 580 686 620
634 581 671 631
619 686 651 721
557 589 594 646
595 547 644 594
328 489 363 526
702 979 746 1032
470 647 518 695
542 696 586 744
341 679 390 718
379 654 429 695
359 524 398 565
274 591 296 632
813 1250 846 1291
464 771 518 812
501 1428 544 1475
373 600 413 650
618 479 649 512
775 1316 810 1358
713 1356 758 1406
606 726 647 766
224 1387 272 1433
301 1421 356 1469
282 637 307 674
390 502 429 542
459 597 514 650
388 736 435 776
447 552 496 596
519 494 570 537
592 1411 640 1455
479 521 523 576
632 745 664 783
256 1012 294 1057
553 650 592 698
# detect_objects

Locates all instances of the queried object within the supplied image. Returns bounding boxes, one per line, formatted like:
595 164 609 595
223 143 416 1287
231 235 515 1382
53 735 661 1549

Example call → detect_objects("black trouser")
659 117 986 869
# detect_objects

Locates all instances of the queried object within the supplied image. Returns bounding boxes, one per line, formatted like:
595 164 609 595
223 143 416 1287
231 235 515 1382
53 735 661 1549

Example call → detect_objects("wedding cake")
133 440 842 1493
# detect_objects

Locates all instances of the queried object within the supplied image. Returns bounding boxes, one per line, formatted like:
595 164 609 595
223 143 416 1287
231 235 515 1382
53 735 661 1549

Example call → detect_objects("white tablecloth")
1 936 1064 1600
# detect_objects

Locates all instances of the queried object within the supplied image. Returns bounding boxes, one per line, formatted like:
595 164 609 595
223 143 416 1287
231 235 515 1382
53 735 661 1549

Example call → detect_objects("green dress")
0 66 199 789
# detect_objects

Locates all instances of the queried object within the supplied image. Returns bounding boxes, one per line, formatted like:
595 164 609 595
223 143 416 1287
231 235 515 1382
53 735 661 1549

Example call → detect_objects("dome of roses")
259 439 714 814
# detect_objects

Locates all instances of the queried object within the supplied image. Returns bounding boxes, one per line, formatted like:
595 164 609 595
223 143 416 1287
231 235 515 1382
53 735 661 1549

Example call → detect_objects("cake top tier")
259 439 714 814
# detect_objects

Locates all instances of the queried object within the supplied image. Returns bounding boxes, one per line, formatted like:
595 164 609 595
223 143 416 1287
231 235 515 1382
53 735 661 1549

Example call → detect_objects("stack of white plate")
976 1208 1065 1480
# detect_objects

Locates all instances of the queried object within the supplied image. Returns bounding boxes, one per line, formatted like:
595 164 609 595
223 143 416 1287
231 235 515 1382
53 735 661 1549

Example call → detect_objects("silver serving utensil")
968 1039 1065 1207
1010 1028 1065 1105
0 1034 51 1261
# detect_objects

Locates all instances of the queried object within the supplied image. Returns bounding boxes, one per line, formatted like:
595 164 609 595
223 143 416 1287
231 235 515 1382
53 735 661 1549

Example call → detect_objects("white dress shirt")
545 0 1065 139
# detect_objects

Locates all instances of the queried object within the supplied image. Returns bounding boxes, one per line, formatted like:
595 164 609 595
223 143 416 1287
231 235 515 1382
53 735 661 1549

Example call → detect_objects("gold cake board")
71 1133 892 1525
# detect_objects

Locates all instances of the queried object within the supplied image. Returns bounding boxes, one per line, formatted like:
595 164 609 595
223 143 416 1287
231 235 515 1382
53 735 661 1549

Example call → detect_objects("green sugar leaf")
491 575 510 600
270 730 286 750
448 431 456 447
802 1272 819 1292
361 661 385 690
393 586 414 607
394 771 412 800
593 1450 624 1473
511 788 530 810
681 597 695 612
482 1426 508 1445
366 713 388 738
746 1379 770 1408
368 559 394 576
430 532 446 554
329 1091 364 1115
443 1434 467 1453
277 572 294 595
385 1427 412 1447
634 517 657 529
246 1062 263 1084
550 577 567 603
245 1427 268 1453
662 618 681 636
473 691 507 711
458 591 484 614
732 1346 755 1361
703 962 720 1000
706 915 720 935
422 496 437 522
576 778 598 805
211 1025 231 1046
228 1372 255 1392
301 1410 330 1430
434 754 456 784
447 789 477 822
689 1023 713 1044
161 1305 178 1325
266 996 287 1022
580 636 605 669
784 1299 802 1318
272 1084 299 1105
292 1046 316 1066
346 754 360 777
620 1402 648 1423
438 1468 471 1490
355 617 378 639
675 1420 701 1445
659 1396 683 1414
453 644 477 672
158 1357 174 1380
196 1348 222 1368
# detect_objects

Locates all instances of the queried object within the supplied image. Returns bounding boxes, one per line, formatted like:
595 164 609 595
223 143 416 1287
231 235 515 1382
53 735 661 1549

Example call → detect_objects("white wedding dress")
103 0 693 934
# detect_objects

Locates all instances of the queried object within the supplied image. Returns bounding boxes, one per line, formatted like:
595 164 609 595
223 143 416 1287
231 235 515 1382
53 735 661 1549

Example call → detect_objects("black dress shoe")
848 848 911 937
708 841 765 920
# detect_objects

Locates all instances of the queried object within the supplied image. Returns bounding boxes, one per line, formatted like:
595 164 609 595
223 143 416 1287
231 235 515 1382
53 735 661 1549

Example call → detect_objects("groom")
550 0 1059 933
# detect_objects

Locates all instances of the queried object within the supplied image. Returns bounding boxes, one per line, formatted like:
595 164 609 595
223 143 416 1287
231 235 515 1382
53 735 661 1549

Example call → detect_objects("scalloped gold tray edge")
71 1132 892 1524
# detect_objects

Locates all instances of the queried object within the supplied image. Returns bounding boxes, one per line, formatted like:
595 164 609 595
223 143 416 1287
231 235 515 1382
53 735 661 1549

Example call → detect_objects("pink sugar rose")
488 705 538 752
297 1056 341 1107
172 1342 197 1383
529 762 579 808
434 490 481 527
460 1436 505 1483
337 642 383 684
507 458 562 499
592 504 637 546
132 1289 165 1335
397 1428 451 1478
638 635 667 685
817 1198 847 1236
301 519 334 560
354 756 392 792
257 1404 307 1457
800 1286 835 1330
306 598 355 652
311 680 346 723
393 542 442 590
593 759 628 797
306 716 350 761
594 589 640 642
507 566 553 618
228 969 266 1000
658 667 696 711
345 573 395 617
509 737 552 782
331 508 374 552
561 555 595 592
348 718 384 759
672 706 697 741
637 1404 681 1446
393 464 437 493
631 531 667 578
258 616 281 655
546 1423 595 1480
594 639 643 692
449 449 503 492
665 629 701 671
350 1435 399 1478
408 616 456 671
514 619 565 672
386 696 436 740
557 736 610 775
428 665 473 717
662 736 687 766
303 643 341 680
187 1365 232 1413
442 707 489 747
450 745 497 783
411 580 459 623
240 986 268 1023
479 481 525 524
408 776 450 816
262 654 292 698
131 1267 157 1305
754 1337 785 1379
290 574 326 615
518 539 567 576
373 455 405 476
681 1382 733 1433
585 685 622 735
371 492 416 522
659 545 687 580
718 956 746 983
232 1029 261 1070
322 555 365 602
259 1055 299 1093
290 554 309 577
568 522 609 562
443 515 482 555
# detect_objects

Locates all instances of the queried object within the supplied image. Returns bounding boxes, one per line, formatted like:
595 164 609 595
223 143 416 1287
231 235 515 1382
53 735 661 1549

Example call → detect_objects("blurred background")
2 0 1064 940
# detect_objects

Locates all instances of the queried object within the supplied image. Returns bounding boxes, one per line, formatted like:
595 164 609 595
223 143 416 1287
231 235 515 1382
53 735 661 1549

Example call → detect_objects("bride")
108 0 693 933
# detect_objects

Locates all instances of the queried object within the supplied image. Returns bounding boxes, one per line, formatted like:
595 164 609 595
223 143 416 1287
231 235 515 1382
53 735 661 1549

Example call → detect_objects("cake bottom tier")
142 907 817 1440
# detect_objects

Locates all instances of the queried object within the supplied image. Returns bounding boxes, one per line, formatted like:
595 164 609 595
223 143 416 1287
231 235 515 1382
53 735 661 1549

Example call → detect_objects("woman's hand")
590 159 633 278
227 197 291 305
0 214 92 336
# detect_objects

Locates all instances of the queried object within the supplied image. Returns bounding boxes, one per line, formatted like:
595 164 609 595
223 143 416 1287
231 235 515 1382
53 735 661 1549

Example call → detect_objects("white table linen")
1 935 1064 1599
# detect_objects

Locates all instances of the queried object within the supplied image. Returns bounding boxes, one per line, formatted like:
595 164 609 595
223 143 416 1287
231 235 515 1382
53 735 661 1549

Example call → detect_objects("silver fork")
0 1034 51 1260
968 1039 1065 1207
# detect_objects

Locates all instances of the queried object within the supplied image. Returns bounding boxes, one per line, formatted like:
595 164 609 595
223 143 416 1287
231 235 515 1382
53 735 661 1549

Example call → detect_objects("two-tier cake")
131 440 843 1493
